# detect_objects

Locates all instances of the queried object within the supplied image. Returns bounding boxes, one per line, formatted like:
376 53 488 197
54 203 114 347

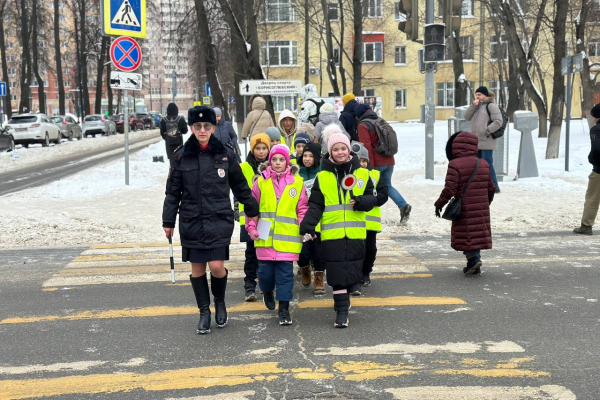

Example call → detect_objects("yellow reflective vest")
318 168 369 240
254 176 305 254
366 169 382 232
239 162 257 227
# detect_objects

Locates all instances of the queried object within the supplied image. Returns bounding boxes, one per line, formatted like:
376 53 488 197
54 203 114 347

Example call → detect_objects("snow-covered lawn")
0 122 593 249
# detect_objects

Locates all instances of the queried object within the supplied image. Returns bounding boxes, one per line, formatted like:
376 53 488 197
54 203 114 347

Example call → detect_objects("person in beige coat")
464 86 503 192
241 96 275 141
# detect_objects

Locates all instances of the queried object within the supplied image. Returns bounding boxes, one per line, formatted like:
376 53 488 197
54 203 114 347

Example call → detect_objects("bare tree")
449 34 467 107
351 0 362 93
0 0 11 117
53 0 65 115
94 36 108 114
575 0 598 128
18 0 32 113
106 42 113 115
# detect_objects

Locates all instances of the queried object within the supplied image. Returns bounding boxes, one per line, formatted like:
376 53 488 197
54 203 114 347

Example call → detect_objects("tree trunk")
546 0 568 159
450 35 467 107
576 0 596 128
31 0 46 114
194 0 228 118
352 0 362 94
0 0 11 118
106 44 113 115
337 0 347 94
18 0 32 113
321 0 340 95
304 0 309 85
54 0 65 115
79 0 90 116
506 53 520 118
94 36 108 114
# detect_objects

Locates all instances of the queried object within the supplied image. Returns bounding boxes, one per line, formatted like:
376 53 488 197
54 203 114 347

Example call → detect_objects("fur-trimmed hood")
480 92 496 104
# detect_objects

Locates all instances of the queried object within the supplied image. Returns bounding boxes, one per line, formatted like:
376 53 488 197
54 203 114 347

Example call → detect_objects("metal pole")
565 57 572 172
124 89 129 185
243 95 247 157
425 0 435 180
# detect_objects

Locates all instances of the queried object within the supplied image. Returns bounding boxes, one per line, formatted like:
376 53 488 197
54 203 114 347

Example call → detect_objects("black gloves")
435 208 442 218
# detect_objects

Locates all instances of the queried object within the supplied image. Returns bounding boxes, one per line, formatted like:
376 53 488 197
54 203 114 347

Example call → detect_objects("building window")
154 74 159 79
437 82 454 107
445 35 474 60
273 95 297 112
6 41 12 49
489 80 509 103
462 0 474 15
65 81 70 87
360 89 375 96
395 89 407 108
9 81 15 88
151 88 161 95
363 42 383 62
394 46 406 65
64 68 70 75
8 68 15 76
60 15 66 22
589 40 600 56
10 94 16 101
6 55 13 62
490 35 508 60
328 2 339 21
363 0 383 17
333 47 340 66
264 0 296 23
260 41 298 66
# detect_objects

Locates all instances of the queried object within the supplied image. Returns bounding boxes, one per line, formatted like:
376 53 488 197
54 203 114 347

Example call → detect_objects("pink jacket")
246 164 309 261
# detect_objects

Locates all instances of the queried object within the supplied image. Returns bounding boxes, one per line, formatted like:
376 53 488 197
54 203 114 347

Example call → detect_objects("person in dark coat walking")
339 93 359 141
162 106 259 335
300 131 377 328
434 131 496 275
213 106 239 155
574 104 600 235
160 103 188 160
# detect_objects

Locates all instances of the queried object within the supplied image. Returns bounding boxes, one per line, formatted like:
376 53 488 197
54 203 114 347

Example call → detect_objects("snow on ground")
0 122 593 249
0 129 160 173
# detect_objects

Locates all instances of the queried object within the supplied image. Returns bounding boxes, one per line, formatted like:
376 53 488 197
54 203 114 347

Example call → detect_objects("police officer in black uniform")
162 106 259 335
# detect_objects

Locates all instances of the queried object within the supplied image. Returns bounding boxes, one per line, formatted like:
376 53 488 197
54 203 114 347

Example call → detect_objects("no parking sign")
110 37 142 72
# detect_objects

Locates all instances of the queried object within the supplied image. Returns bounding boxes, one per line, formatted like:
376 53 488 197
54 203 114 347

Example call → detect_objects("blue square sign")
0 82 5 97
102 0 146 39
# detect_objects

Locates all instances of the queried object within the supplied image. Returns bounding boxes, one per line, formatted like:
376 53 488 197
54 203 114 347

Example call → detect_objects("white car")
6 114 61 148
82 115 116 137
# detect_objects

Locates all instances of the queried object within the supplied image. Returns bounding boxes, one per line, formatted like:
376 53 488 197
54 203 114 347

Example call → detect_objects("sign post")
424 0 436 180
0 82 6 126
561 53 584 172
101 0 147 39
124 89 129 185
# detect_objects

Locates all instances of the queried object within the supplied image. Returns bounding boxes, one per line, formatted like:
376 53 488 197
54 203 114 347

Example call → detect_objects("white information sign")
110 71 142 91
239 80 302 96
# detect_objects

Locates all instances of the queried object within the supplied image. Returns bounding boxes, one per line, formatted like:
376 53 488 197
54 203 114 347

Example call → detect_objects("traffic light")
442 0 462 38
423 23 445 62
398 0 419 42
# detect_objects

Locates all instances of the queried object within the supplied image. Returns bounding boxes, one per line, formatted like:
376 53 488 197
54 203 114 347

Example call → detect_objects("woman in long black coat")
162 106 259 335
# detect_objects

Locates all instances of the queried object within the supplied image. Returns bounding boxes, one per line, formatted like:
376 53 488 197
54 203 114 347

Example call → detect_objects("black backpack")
164 116 182 145
304 98 325 126
360 117 399 156
486 104 508 139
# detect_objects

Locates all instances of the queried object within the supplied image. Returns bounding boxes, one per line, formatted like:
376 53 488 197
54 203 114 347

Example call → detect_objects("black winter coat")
339 100 359 142
162 134 259 249
589 121 600 174
238 151 266 242
300 154 377 287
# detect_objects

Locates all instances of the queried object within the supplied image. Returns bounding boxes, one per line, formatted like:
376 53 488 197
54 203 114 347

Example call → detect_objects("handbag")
442 158 481 221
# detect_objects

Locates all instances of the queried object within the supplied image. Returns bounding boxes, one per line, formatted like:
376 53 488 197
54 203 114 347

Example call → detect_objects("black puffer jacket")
589 121 600 173
300 154 377 287
238 151 266 242
339 99 359 141
162 134 259 249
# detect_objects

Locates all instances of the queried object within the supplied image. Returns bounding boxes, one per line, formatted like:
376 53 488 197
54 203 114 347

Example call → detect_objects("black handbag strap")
459 158 481 198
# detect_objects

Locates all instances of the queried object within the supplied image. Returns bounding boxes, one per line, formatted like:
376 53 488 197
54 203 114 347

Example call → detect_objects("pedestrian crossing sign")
101 0 146 39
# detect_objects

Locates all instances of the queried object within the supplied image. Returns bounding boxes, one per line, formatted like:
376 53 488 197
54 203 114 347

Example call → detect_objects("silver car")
82 115 116 138
51 115 82 141
6 114 61 148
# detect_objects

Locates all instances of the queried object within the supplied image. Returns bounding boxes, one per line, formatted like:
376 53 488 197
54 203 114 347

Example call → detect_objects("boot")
189 274 211 334
463 254 482 275
333 291 350 328
361 274 371 287
313 271 325 295
400 204 412 224
278 301 292 325
263 292 276 310
300 265 312 288
211 269 228 328
350 282 362 296
573 224 593 235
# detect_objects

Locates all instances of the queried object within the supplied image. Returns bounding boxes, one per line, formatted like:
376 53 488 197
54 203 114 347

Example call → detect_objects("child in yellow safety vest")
299 127 377 328
355 146 388 295
246 144 309 326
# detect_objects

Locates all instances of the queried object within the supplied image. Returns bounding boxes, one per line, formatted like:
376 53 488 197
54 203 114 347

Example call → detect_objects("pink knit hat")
327 132 351 155
269 144 291 165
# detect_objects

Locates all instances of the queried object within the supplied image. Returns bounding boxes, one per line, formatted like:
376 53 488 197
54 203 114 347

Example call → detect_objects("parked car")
108 114 124 134
82 115 116 138
136 113 155 130
6 114 61 148
0 127 14 152
51 115 82 141
128 114 145 131
148 111 161 127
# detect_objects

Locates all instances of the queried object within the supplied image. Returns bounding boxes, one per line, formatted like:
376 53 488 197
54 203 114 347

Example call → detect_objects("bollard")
420 105 425 123
513 111 539 179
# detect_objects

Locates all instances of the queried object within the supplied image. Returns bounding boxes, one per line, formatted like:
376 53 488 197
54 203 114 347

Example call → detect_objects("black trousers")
243 240 259 290
298 233 325 272
362 230 377 276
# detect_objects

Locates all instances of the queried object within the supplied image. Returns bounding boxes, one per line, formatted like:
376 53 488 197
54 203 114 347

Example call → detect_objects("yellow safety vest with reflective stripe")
254 176 305 254
366 169 382 232
318 168 369 241
239 162 256 227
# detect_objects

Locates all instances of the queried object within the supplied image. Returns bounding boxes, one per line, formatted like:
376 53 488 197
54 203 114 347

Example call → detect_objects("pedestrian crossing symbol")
102 0 146 39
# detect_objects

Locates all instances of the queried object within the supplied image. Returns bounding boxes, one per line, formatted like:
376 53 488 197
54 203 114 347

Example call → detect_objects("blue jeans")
258 261 294 301
478 150 499 191
375 165 407 209
463 250 481 260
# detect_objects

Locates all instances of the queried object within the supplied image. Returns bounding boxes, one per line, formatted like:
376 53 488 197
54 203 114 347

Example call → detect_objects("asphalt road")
0 132 162 196
0 230 596 399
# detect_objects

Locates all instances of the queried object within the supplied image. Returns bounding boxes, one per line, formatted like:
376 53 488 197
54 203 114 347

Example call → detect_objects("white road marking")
0 358 147 375
386 385 576 400
314 341 525 356
164 391 255 400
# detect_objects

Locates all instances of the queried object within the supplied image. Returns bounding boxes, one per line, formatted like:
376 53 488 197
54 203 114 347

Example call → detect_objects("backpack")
360 117 398 156
304 98 325 126
486 103 508 139
164 116 182 144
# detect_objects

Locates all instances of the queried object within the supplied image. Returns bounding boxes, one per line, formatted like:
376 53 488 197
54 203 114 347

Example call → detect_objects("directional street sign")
205 82 211 97
0 82 6 97
110 36 142 72
101 0 146 39
110 71 142 91
239 80 302 96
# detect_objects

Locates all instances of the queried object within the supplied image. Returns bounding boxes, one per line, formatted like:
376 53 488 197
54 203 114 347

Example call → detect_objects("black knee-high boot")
211 269 228 328
190 274 211 334
333 289 350 328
